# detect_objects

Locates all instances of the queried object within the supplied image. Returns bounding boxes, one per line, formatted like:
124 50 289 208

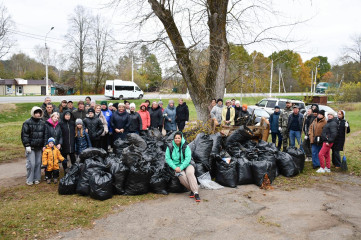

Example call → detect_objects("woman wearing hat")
111 103 130 140
59 110 76 172
128 103 142 134
83 108 104 148
331 110 350 168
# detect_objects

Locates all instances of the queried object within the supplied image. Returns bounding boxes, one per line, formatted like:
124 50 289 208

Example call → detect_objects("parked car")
305 104 337 117
247 106 270 124
315 82 338 93
255 98 306 114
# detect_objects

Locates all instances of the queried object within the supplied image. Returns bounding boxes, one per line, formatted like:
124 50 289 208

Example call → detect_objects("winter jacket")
41 103 57 113
303 114 315 136
42 110 53 121
164 105 177 131
269 111 281 133
42 145 65 171
287 113 303 132
21 106 46 150
211 105 223 124
75 129 92 154
221 106 235 125
83 116 104 141
59 110 75 154
111 111 130 140
332 117 350 151
128 111 142 132
278 106 293 130
176 102 189 122
44 118 63 147
72 108 87 120
309 117 327 144
234 106 241 119
149 106 163 128
138 103 150 130
236 109 250 126
165 134 191 171
321 118 338 144
95 112 109 136
101 109 113 133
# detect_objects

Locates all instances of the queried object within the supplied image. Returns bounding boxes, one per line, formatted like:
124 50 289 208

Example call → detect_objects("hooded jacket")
309 116 327 144
165 133 191 171
138 103 150 130
59 110 75 154
332 111 350 151
21 106 46 150
221 106 235 125
269 111 281 133
211 104 223 124
164 104 177 131
321 117 338 144
83 115 104 141
176 102 189 122
44 118 63 147
75 128 92 154
101 108 113 133
149 106 163 128
128 111 143 132
42 144 65 171
95 112 109 136
303 114 316 136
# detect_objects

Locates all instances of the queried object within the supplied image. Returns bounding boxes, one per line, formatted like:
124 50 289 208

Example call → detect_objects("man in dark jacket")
287 105 303 149
67 100 76 111
317 112 339 173
72 101 86 120
332 110 350 168
59 110 76 172
302 108 315 161
41 97 57 112
149 101 163 132
128 103 142 134
269 106 282 150
176 98 189 132
42 103 54 121
83 108 104 148
21 106 46 185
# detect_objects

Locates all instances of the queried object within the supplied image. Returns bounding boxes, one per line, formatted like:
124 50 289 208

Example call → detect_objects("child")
75 118 92 156
42 137 64 184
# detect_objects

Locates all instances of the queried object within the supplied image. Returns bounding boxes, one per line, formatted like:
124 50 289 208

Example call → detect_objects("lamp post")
45 27 54 96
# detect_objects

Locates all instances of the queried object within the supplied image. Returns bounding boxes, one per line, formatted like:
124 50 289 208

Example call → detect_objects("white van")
104 79 144 99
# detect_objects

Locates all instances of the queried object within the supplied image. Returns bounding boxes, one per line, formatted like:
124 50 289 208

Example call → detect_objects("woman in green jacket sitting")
165 131 200 202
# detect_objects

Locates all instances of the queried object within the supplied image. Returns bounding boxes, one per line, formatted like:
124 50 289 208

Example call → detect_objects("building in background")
0 78 54 96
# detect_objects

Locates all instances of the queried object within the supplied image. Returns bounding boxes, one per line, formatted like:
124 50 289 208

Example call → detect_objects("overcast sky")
4 0 361 66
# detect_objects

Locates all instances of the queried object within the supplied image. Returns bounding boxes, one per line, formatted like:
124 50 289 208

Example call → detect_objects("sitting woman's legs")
178 165 198 193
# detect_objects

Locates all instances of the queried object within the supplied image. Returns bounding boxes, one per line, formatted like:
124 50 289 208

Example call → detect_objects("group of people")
268 101 350 173
209 98 250 126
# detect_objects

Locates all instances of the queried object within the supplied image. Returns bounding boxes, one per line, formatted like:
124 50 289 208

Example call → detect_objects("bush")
333 82 361 102
183 120 214 143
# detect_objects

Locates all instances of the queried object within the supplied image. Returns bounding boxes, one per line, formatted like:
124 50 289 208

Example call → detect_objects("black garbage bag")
244 140 257 149
251 160 277 187
79 148 107 163
257 151 277 163
113 139 130 156
148 128 162 139
286 147 305 172
150 170 169 195
192 134 213 169
165 131 177 145
58 174 78 195
226 126 254 147
66 162 83 177
227 145 242 158
76 159 108 195
108 158 129 195
167 174 188 193
124 161 153 195
235 157 253 185
127 133 147 151
257 140 279 153
89 171 113 201
122 144 143 167
188 141 196 153
209 133 222 155
275 151 299 177
194 162 209 177
215 159 238 188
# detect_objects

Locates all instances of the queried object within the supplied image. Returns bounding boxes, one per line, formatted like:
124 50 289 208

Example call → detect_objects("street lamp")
45 27 54 96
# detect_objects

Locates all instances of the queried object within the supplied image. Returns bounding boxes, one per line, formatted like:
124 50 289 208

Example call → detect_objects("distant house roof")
0 78 54 85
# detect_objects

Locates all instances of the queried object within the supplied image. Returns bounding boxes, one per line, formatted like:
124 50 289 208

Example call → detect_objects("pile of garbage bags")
59 127 305 201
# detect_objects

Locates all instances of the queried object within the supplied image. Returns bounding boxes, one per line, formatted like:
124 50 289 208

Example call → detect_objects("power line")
8 30 65 45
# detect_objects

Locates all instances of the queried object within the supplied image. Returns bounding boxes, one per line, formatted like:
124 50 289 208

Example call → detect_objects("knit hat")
217 98 223 103
274 105 280 109
130 103 136 109
108 103 113 107
88 108 95 114
75 118 83 125
242 104 248 109
113 103 119 110
48 137 55 144
319 110 325 116
101 101 107 106
158 100 163 105
313 108 319 114
235 100 240 105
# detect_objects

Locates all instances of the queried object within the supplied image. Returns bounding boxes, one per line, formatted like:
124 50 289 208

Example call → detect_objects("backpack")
168 143 188 163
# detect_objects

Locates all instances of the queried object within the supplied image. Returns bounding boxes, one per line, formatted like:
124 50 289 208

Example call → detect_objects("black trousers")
332 150 341 167
100 134 109 151
61 152 76 171
302 138 312 158
271 132 282 150
177 121 186 131
91 139 101 148
45 169 59 179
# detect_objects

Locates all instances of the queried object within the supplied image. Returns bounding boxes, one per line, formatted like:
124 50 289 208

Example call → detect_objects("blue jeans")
289 130 302 150
311 144 322 167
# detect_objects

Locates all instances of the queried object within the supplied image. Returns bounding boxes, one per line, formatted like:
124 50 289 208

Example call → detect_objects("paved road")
0 92 314 103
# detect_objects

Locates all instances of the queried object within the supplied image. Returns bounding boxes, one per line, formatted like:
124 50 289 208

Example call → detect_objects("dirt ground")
46 175 361 240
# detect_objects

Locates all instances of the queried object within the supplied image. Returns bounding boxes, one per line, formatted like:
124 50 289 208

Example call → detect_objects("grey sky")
4 0 361 66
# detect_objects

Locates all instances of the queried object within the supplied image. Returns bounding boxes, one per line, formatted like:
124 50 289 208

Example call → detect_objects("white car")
255 98 306 114
104 79 144 100
305 104 337 116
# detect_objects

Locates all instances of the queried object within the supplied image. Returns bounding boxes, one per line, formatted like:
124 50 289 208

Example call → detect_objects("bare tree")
343 34 361 63
0 4 16 59
65 5 92 94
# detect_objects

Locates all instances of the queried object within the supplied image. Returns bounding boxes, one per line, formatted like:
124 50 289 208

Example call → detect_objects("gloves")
41 165 47 169
25 146 32 154
278 127 282 132
345 121 349 128
269 130 271 133
304 136 308 140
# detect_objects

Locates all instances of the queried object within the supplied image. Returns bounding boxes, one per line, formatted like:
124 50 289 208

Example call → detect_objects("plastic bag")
124 161 153 195
127 133 147 151
275 151 299 177
108 157 129 195
167 174 188 193
215 159 238 188
209 133 222 155
89 171 113 201
79 147 107 163
150 170 169 195
194 162 209 177
226 126 254 147
113 139 130 156
286 147 305 172
251 160 277 187
197 172 224 190
76 159 108 195
58 174 78 195
122 144 143 167
235 157 253 185
192 134 213 168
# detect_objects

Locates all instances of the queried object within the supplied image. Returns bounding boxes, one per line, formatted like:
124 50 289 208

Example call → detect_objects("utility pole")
311 70 313 95
131 54 134 82
314 66 317 93
45 27 54 96
269 59 273 97
278 68 281 93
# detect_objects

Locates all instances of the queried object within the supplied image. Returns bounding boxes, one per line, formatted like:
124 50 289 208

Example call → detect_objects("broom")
341 121 348 171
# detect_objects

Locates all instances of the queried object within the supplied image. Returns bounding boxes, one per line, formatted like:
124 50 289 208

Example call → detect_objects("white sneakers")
26 181 33 186
34 180 40 184
305 157 312 162
316 167 331 173
324 168 331 173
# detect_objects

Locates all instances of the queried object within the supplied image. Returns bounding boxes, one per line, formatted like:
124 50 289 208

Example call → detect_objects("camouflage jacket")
278 107 293 130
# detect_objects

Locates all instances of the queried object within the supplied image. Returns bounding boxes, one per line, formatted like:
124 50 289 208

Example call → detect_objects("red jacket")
138 103 150 130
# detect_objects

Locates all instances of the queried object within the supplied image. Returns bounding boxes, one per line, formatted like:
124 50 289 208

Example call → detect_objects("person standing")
221 100 235 125
42 103 54 121
128 103 142 134
111 103 130 140
138 103 150 133
124 101 131 113
317 112 338 173
332 110 351 168
44 112 62 151
158 101 164 112
42 137 65 184
72 101 87 120
302 108 315 161
101 101 113 150
75 119 92 155
149 101 163 132
59 110 76 173
210 99 223 125
234 101 242 125
164 100 177 134
85 96 91 106
278 100 293 151
269 106 282 150
231 99 236 108
287 105 303 149
21 106 46 185
58 99 68 115
41 97 57 112
208 98 216 118
176 98 189 132
67 100 76 112
83 108 104 148
237 104 250 126
308 110 327 169
95 104 109 150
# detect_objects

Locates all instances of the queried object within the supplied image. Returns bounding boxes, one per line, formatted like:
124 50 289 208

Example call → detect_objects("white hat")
130 103 136 109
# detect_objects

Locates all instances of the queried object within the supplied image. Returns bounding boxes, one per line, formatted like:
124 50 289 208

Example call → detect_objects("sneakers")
47 179 51 184
316 168 325 173
54 179 58 184
26 181 33 186
194 193 201 202
34 180 40 185
305 157 312 162
189 192 194 198
324 168 331 173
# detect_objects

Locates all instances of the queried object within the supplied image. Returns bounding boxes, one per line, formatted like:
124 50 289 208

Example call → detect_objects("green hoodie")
165 134 191 171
